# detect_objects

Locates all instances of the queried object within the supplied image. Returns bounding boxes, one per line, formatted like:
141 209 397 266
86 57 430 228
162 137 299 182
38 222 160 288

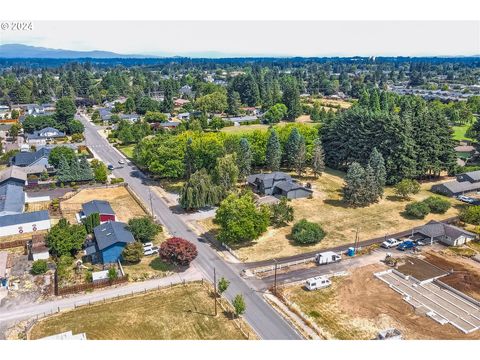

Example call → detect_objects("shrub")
108 267 118 281
232 294 246 317
422 196 451 214
31 260 48 275
127 217 162 243
405 201 430 219
459 206 480 225
394 179 421 199
122 242 144 263
291 219 326 245
159 237 198 266
111 177 124 184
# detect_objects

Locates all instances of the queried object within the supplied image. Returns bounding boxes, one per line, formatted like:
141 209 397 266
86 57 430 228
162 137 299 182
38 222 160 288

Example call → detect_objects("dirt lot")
281 263 480 339
29 282 251 340
423 250 480 301
202 169 461 262
25 201 50 212
60 186 147 223
396 257 448 281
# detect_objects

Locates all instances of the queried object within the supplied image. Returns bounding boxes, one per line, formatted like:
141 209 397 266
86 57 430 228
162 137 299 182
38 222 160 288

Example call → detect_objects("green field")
221 122 318 135
30 282 250 340
452 125 474 141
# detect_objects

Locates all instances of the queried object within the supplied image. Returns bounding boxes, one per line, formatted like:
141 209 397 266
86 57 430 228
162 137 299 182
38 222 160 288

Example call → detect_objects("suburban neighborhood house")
9 147 52 168
85 221 135 264
80 200 116 223
247 172 313 199
0 210 51 237
413 220 476 246
25 127 65 145
431 169 480 196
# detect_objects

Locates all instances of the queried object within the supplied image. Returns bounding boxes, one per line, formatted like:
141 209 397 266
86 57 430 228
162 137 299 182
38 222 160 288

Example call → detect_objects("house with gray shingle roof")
247 172 313 199
0 210 51 237
431 170 480 196
25 127 65 145
9 147 51 168
415 220 476 247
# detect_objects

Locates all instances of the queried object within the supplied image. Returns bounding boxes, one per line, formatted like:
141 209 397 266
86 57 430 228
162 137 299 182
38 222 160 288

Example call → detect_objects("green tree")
263 103 288 124
124 97 136 113
237 138 253 180
78 156 94 181
459 206 480 225
67 119 84 135
55 97 77 127
144 111 168 123
215 192 270 244
108 267 118 281
294 136 306 176
270 197 294 227
180 169 223 210
48 146 77 168
91 110 101 122
218 277 230 295
196 91 228 114
291 219 326 244
311 138 325 177
127 217 162 243
184 138 196 179
422 196 451 214
343 162 368 207
56 156 71 183
368 148 387 199
9 123 22 139
285 128 303 169
282 77 302 121
46 219 86 257
227 88 241 115
213 153 239 193
394 179 421 200
83 212 100 234
232 294 246 317
91 159 108 183
10 109 19 119
266 129 282 171
122 242 144 263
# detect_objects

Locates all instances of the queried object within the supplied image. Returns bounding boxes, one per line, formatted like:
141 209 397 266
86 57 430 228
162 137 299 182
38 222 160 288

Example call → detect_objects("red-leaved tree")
159 237 198 266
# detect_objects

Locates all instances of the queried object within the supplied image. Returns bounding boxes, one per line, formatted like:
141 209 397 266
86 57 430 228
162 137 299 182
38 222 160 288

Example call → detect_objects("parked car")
144 246 159 256
457 195 476 204
118 159 125 164
315 251 342 265
305 276 331 291
381 238 401 249
143 242 153 249
397 240 417 251
107 164 114 170
415 238 431 246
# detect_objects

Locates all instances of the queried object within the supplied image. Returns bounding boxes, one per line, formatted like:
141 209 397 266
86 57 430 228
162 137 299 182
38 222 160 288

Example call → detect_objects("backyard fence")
55 275 129 296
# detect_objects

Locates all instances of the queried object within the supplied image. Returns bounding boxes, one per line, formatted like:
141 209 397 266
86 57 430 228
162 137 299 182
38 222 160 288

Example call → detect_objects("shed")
81 200 116 223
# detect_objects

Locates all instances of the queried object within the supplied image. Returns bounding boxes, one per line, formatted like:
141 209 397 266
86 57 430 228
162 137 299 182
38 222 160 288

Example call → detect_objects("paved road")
78 114 301 340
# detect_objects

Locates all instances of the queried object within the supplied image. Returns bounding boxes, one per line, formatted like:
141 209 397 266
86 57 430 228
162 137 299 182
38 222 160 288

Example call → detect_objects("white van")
305 276 331 291
315 251 342 265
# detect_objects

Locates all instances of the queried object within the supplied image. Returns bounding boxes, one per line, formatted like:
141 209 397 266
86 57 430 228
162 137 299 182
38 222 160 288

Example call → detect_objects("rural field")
452 124 474 141
201 169 462 262
29 282 252 340
281 262 480 340
220 121 319 135
60 186 147 223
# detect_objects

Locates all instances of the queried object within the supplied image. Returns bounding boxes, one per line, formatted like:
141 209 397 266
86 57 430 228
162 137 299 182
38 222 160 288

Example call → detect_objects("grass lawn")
221 121 318 135
201 169 462 262
117 144 135 159
29 282 250 340
60 186 147 223
452 125 474 141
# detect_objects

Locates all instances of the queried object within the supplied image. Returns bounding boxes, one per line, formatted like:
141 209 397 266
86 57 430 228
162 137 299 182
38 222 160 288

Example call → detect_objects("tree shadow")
385 195 408 202
323 198 350 208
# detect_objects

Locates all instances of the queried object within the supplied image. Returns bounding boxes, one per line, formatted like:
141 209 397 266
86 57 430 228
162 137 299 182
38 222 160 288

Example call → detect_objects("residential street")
75 114 302 340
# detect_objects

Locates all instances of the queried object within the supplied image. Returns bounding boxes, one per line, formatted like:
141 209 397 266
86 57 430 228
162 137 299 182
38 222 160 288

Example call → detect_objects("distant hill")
0 44 157 59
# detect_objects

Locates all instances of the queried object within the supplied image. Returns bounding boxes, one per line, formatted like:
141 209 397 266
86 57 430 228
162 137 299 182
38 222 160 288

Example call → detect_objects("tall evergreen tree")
78 156 94 181
285 128 302 169
343 162 368 207
237 138 252 180
266 129 282 171
56 156 71 183
368 148 386 199
282 77 302 121
312 139 325 177
294 136 306 176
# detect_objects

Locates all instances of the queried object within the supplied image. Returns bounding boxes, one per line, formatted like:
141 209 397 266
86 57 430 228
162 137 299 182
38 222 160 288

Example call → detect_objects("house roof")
274 180 313 193
11 148 51 167
417 220 475 240
434 179 480 194
0 166 27 185
455 145 476 152
93 221 135 251
26 127 65 140
82 200 115 217
247 172 292 189
0 210 50 227
461 170 480 182
0 182 25 214
228 116 258 123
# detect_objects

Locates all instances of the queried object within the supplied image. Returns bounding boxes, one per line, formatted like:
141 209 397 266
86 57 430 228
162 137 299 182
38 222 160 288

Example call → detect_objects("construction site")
375 257 480 334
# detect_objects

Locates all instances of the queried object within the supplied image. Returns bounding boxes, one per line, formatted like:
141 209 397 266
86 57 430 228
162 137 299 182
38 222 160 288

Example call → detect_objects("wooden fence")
55 276 129 296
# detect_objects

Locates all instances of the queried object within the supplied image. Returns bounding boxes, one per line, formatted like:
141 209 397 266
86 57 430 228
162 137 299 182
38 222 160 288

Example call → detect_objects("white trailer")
305 276 331 291
315 251 341 265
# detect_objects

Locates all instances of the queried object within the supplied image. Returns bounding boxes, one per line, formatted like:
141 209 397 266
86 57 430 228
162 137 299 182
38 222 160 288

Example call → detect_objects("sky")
1 21 479 57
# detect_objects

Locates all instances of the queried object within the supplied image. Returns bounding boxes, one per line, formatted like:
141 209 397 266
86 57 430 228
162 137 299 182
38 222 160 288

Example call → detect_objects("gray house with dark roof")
10 148 51 168
247 172 313 199
85 221 135 264
431 170 480 197
414 220 476 247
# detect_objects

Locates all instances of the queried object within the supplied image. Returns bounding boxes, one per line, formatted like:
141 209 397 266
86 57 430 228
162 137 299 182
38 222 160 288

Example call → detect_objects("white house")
0 210 51 237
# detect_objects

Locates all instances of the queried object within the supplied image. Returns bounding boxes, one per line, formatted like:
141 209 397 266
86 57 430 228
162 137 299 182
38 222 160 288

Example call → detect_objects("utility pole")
273 259 278 296
213 267 218 316
354 227 359 254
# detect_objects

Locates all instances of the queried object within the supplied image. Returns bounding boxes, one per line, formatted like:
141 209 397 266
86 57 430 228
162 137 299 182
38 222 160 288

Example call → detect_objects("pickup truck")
381 238 401 249
397 240 416 251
